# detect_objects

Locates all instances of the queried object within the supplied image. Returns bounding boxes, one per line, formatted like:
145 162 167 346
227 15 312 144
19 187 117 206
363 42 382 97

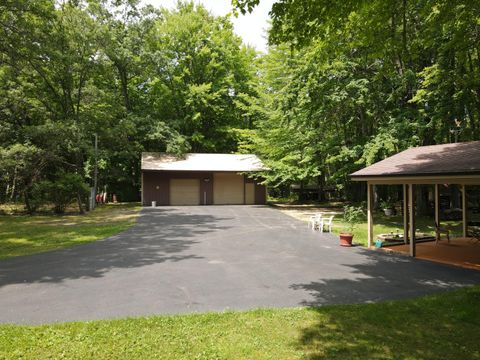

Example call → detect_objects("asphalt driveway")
1 205 479 324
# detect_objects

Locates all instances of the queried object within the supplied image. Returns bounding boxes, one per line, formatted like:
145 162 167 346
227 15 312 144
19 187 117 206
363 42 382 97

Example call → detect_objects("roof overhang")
350 141 480 185
351 174 480 185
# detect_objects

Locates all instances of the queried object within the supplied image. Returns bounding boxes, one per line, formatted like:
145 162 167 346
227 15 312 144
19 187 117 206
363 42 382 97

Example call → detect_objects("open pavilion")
351 141 480 267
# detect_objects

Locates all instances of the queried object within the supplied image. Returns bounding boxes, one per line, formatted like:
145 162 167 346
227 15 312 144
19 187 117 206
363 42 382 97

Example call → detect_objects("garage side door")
170 179 200 205
213 173 244 205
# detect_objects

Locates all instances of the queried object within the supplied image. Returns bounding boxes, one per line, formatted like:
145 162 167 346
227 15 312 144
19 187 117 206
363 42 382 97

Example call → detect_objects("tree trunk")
451 185 461 209
24 191 33 214
10 166 17 201
5 181 10 202
299 182 305 202
391 8 404 76
76 191 85 214
402 0 408 54
416 185 428 216
317 174 325 202
117 64 131 112
374 185 380 209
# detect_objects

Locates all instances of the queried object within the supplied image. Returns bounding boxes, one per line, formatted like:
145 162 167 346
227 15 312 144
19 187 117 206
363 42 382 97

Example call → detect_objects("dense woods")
1 0 480 211
245 0 480 200
0 0 258 211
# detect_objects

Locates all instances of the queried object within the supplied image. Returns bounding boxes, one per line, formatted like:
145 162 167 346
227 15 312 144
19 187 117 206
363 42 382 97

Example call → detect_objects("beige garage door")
213 173 244 205
170 179 200 205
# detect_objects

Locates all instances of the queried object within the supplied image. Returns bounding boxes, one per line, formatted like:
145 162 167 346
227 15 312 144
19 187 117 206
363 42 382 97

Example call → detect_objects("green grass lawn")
332 212 463 247
1 203 477 359
0 203 141 259
0 286 478 359
274 201 464 247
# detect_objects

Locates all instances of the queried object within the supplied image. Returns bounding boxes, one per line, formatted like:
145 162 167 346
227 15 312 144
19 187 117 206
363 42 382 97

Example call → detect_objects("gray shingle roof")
351 141 480 178
141 153 267 172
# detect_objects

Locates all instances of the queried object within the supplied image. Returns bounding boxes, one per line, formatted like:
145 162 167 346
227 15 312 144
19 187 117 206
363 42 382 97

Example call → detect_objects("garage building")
141 153 268 206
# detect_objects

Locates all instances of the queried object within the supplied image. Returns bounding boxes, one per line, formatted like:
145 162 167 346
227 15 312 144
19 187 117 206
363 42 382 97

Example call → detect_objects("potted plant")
339 205 364 247
379 199 395 216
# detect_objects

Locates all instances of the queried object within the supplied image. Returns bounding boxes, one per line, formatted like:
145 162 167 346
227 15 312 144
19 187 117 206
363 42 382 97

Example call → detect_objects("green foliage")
142 2 258 152
232 0 260 15
31 173 89 214
2 0 480 206
342 205 364 233
332 213 463 247
379 199 394 210
239 0 480 198
0 0 257 207
0 144 47 206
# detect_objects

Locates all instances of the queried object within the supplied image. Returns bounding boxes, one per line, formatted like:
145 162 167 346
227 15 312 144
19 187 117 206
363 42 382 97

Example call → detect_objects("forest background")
1 0 479 212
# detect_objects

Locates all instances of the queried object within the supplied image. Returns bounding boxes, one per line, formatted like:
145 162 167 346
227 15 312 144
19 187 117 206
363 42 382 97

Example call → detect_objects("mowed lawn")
0 203 141 259
0 286 479 359
279 204 463 247
333 214 463 247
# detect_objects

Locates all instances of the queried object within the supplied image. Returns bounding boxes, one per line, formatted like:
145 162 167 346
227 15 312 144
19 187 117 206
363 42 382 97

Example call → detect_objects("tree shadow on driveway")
289 249 480 359
290 247 480 306
0 208 232 286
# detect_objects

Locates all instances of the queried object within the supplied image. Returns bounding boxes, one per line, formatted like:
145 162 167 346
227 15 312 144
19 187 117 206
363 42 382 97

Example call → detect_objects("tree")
0 0 261 210
143 2 258 152
0 0 97 210
235 0 480 198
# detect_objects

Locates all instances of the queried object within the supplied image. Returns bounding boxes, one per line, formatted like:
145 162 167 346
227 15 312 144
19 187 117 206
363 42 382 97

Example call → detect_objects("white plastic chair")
308 213 322 230
320 216 334 233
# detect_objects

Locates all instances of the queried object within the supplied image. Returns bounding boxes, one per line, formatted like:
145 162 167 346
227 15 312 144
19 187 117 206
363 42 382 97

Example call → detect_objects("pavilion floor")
383 237 480 270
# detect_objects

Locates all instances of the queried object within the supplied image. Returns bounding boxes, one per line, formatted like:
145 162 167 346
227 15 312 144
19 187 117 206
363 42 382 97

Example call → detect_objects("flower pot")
383 208 395 216
339 232 354 247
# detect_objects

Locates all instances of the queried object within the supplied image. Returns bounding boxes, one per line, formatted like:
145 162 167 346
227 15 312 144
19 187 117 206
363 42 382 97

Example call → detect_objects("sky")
141 0 275 53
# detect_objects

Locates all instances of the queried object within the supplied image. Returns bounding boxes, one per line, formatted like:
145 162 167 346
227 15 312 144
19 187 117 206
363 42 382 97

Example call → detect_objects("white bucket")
152 201 156 207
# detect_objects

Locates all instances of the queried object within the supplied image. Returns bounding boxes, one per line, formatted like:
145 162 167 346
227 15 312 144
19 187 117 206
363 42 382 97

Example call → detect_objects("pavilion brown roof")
350 141 480 179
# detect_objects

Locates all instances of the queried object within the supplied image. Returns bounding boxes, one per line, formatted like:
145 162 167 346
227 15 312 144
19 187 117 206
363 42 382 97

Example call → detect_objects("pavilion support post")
462 184 467 238
434 184 440 241
403 184 408 245
409 184 416 257
367 183 374 248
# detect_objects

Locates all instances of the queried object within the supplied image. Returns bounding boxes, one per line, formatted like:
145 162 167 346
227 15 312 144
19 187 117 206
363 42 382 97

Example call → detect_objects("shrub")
379 199 395 209
342 205 364 233
29 182 50 212
31 173 89 214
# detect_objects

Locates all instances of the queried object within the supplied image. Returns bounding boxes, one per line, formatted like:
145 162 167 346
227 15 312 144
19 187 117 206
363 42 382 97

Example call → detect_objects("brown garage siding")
143 171 169 205
245 176 267 205
142 171 213 206
199 174 214 205
142 171 266 206
254 181 267 205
